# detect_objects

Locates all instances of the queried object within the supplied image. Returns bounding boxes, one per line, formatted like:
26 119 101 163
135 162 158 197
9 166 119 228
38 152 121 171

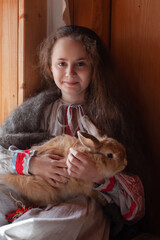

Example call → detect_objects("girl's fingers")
69 148 89 163
55 166 69 178
45 177 67 187
30 154 70 187
67 168 78 178
49 173 69 184
67 161 79 175
67 149 91 172
69 148 85 161
49 154 63 160
46 164 69 179
67 152 81 167
50 159 67 168
45 177 57 187
67 153 84 177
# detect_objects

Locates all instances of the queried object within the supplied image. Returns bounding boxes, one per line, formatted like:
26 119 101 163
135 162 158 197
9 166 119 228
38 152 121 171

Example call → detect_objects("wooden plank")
0 1 2 124
0 0 47 123
111 0 160 234
18 0 25 104
73 0 110 49
68 0 74 24
22 0 47 100
0 0 18 123
111 0 160 165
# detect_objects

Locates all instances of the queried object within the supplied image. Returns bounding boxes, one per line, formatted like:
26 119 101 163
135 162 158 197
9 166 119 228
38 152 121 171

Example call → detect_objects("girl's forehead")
51 37 89 59
53 37 83 50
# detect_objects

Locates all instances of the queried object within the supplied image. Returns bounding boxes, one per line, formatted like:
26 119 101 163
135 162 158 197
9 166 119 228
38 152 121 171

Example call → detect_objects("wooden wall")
0 0 19 124
69 0 110 48
22 0 47 100
0 0 46 124
110 0 160 234
69 0 160 235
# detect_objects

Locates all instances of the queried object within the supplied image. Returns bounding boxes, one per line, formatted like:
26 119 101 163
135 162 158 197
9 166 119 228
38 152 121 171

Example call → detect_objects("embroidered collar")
57 99 85 136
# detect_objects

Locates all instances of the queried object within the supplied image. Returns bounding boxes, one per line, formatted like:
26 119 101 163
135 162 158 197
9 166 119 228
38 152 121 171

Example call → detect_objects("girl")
0 25 145 240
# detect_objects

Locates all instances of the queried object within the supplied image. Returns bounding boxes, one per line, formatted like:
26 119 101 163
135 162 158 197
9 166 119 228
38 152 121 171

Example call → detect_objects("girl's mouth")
63 81 78 86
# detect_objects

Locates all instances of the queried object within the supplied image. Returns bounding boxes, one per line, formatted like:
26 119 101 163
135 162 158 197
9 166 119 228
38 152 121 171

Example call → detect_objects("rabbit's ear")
77 131 101 151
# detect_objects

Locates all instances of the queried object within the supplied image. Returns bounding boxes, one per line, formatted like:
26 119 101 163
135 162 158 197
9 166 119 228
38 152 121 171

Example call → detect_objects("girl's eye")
58 62 66 67
77 61 85 67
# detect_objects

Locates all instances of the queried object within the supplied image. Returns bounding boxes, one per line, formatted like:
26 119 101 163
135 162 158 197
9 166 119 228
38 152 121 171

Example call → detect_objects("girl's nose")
65 65 76 77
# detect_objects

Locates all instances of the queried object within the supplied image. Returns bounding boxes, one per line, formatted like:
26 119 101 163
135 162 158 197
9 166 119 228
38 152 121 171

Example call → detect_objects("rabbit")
1 131 127 206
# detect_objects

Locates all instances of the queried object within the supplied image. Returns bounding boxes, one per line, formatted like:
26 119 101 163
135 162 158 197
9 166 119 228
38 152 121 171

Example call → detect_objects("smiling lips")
63 81 78 86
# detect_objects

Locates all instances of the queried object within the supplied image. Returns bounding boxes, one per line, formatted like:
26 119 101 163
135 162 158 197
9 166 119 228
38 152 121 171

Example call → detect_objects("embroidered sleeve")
9 146 37 175
94 173 145 222
0 145 14 175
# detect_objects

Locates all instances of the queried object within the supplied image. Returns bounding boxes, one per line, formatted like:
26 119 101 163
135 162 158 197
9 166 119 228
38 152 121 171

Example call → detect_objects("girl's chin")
62 91 85 104
62 85 80 93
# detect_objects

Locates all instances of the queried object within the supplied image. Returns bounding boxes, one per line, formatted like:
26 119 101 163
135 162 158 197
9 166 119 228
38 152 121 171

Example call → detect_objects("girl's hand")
29 154 69 187
66 148 105 184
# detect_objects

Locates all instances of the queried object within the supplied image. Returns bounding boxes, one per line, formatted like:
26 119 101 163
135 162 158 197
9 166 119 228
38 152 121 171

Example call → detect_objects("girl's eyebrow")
77 58 87 60
56 57 87 61
57 58 66 60
77 58 87 61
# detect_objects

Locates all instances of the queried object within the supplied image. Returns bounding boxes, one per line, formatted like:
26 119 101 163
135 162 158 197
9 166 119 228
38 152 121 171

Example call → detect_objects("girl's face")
51 37 92 104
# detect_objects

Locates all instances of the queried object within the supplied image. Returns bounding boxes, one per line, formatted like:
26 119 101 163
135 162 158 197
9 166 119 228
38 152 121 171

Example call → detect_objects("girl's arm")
94 172 145 223
0 145 36 175
0 145 69 187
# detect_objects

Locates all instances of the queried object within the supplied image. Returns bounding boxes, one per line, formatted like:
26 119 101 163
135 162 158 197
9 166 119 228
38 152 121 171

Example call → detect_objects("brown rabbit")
1 131 127 206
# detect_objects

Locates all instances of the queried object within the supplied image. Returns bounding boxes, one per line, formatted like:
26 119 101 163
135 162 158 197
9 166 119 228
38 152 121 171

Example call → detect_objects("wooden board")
0 0 18 123
111 0 160 234
0 0 47 124
22 0 47 101
69 0 110 49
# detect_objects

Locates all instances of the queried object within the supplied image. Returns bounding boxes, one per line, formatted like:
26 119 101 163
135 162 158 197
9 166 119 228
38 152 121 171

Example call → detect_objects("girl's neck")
61 94 85 105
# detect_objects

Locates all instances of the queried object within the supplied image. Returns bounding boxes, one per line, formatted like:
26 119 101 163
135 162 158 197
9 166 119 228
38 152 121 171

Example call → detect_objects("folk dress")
0 93 145 240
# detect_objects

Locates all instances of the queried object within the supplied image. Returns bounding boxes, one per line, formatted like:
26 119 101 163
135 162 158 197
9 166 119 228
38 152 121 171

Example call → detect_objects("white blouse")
40 98 101 138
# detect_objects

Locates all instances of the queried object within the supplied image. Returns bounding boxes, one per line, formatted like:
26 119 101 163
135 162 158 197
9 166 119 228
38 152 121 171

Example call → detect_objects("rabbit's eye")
107 153 113 158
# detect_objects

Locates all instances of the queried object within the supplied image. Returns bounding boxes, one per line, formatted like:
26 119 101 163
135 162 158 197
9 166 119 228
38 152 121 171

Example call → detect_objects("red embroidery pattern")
15 152 25 175
116 173 145 221
6 206 35 223
65 106 73 136
15 150 33 175
64 106 80 137
122 201 137 219
101 177 116 192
